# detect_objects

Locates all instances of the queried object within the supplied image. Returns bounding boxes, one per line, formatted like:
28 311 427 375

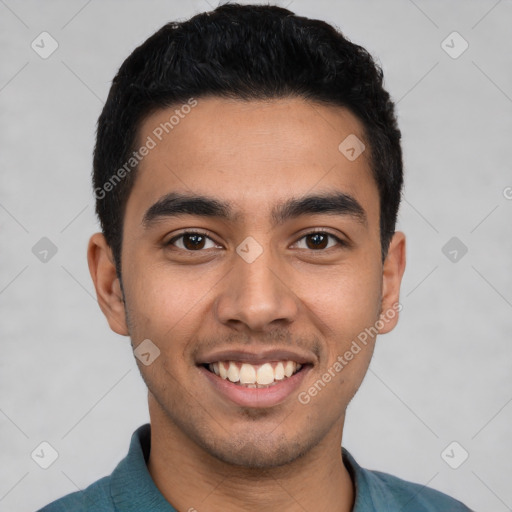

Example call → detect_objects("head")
88 3 406 469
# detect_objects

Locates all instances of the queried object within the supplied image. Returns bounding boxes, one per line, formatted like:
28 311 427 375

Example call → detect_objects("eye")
165 230 347 252
166 231 221 251
293 231 346 251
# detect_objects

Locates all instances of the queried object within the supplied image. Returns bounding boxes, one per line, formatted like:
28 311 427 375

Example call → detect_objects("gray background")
1 1 511 511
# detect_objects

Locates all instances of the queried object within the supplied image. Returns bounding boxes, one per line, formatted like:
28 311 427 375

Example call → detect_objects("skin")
88 96 406 512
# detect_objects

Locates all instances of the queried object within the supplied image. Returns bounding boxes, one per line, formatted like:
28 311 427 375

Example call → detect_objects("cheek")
125 261 214 337
296 260 382 337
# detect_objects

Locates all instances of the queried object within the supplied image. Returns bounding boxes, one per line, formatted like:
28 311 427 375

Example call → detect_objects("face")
89 96 405 469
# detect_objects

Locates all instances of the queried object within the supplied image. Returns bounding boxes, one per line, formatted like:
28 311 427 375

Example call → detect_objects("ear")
87 232 129 336
378 231 406 334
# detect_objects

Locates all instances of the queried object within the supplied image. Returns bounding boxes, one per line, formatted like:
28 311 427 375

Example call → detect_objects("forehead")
125 96 379 228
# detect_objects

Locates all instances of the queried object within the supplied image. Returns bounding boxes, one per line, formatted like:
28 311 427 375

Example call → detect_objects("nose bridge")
214 235 298 330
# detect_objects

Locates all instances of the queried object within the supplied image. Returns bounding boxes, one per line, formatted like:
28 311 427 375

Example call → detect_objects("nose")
214 242 299 332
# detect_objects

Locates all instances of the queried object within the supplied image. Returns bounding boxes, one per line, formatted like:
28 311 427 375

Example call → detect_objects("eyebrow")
142 191 367 229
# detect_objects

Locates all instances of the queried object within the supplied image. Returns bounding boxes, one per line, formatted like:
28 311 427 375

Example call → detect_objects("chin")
207 439 307 469
192 424 324 470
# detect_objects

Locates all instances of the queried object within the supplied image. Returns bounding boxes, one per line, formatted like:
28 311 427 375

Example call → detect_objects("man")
38 3 472 511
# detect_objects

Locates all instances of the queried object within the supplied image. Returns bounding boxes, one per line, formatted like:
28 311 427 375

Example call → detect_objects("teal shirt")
37 424 472 512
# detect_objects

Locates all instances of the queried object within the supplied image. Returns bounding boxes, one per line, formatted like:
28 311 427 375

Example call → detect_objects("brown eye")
294 232 345 251
306 233 328 249
167 231 218 251
182 233 206 250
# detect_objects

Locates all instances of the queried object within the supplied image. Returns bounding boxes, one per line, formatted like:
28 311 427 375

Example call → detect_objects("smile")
200 360 311 408
206 360 303 388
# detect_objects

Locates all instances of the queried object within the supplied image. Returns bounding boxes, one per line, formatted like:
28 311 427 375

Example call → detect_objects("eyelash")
165 229 347 252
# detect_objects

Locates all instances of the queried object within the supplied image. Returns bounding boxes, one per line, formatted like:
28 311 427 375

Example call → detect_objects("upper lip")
196 348 316 366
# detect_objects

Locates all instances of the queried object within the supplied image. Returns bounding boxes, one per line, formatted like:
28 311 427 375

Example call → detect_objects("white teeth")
218 361 228 379
256 363 275 385
284 361 294 378
208 360 303 387
274 362 285 380
239 363 256 384
227 362 240 383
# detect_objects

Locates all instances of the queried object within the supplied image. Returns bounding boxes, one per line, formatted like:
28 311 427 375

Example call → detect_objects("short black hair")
93 2 403 276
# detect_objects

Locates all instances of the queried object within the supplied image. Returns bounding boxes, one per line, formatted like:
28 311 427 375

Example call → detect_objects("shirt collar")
342 447 403 511
110 423 177 511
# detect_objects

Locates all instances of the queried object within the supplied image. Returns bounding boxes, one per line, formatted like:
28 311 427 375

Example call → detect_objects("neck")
146 396 355 512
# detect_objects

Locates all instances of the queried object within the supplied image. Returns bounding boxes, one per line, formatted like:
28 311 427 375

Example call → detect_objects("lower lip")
199 365 311 408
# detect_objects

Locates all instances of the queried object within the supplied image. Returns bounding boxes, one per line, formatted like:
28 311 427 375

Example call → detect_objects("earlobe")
379 231 406 335
87 232 129 336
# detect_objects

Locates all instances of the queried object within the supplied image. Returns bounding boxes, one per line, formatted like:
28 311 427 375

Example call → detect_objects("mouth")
202 360 306 388
196 350 314 408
